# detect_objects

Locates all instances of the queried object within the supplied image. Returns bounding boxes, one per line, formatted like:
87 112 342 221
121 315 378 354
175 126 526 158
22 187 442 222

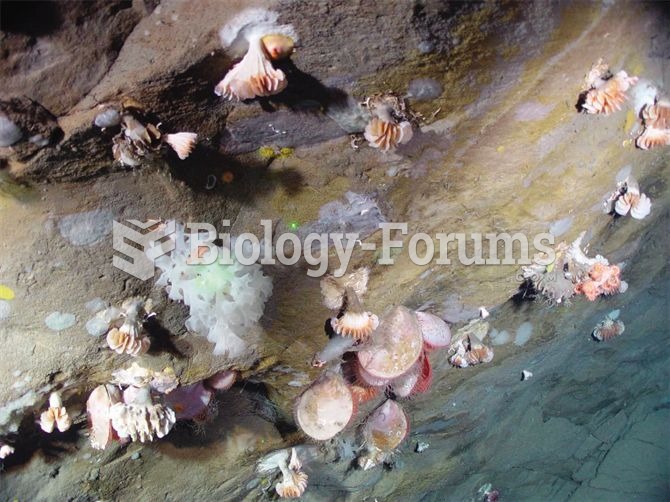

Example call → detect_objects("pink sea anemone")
415 311 451 350
356 306 423 381
164 382 214 422
575 263 624 301
295 372 355 441
357 399 409 470
86 384 122 450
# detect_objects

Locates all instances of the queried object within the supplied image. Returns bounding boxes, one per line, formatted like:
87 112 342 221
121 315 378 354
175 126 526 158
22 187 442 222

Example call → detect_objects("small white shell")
521 370 533 381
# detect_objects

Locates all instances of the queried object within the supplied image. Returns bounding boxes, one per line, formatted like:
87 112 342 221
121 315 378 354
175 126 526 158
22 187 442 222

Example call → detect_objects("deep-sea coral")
636 98 670 150
154 223 272 358
574 262 624 301
109 385 175 443
214 9 297 100
257 447 309 499
39 391 72 433
604 176 652 220
311 333 357 368
362 93 414 151
357 399 409 470
295 372 354 441
580 59 638 115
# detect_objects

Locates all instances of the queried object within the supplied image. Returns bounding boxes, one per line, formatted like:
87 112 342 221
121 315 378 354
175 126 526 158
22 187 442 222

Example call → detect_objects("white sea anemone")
214 8 297 101
39 392 72 433
214 38 288 100
165 132 198 160
154 223 272 358
109 385 175 443
0 443 15 459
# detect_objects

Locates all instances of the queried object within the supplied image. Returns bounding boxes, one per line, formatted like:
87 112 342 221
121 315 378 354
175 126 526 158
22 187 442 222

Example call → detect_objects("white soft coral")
154 224 272 358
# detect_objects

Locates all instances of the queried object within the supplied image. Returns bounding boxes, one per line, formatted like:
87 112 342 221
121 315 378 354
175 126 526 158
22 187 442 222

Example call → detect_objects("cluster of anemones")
291 268 452 480
86 362 236 449
93 98 197 167
522 232 628 304
579 58 669 150
579 58 638 115
574 262 625 301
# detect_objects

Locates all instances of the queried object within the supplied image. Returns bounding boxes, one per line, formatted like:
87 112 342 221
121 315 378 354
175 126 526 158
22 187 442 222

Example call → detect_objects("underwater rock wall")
0 0 669 500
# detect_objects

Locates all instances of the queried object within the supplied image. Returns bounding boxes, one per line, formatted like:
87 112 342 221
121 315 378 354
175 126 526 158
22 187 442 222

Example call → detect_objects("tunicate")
514 322 533 346
58 209 113 246
407 78 443 101
45 312 76 331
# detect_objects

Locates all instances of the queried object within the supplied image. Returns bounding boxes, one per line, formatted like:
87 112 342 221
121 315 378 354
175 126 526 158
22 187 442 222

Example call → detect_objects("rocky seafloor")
0 1 668 500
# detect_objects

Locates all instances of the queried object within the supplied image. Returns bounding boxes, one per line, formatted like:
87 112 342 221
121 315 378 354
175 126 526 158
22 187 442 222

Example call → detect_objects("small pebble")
415 441 430 453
